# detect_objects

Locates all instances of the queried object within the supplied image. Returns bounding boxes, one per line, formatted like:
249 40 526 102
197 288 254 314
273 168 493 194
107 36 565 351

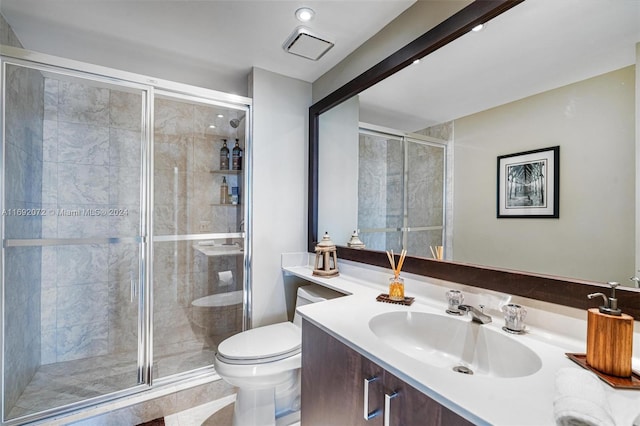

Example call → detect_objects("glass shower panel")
2 63 146 421
152 94 245 379
406 140 445 258
357 132 404 251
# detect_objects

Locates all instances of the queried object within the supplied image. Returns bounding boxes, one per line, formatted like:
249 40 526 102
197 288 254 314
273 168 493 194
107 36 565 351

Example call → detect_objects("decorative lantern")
346 230 365 249
313 232 339 277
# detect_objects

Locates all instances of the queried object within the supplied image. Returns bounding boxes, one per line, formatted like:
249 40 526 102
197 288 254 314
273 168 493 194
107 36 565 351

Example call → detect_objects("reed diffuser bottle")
387 249 407 301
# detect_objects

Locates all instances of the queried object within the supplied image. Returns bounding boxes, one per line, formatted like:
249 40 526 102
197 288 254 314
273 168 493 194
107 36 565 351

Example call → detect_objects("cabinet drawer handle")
384 391 398 426
363 377 380 420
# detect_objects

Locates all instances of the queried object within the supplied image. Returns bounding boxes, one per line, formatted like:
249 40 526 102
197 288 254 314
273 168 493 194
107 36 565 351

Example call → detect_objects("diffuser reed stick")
386 249 407 277
386 250 396 274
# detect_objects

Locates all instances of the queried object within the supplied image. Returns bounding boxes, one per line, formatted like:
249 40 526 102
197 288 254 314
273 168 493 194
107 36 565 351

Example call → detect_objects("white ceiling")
3 0 637 125
358 0 640 132
0 0 415 95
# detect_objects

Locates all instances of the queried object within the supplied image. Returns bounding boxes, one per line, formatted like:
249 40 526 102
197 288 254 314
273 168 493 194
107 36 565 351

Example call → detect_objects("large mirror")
316 0 640 287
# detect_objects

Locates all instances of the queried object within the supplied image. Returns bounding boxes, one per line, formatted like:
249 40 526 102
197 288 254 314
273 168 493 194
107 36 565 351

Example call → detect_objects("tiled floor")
6 340 216 420
164 394 235 426
165 396 301 426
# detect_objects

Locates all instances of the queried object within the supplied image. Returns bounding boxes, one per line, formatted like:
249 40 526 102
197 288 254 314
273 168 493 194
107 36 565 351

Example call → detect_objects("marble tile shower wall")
3 63 45 414
40 78 143 364
152 98 243 355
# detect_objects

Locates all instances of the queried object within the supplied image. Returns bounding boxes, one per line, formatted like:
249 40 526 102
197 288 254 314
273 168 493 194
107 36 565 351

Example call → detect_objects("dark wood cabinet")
301 319 474 426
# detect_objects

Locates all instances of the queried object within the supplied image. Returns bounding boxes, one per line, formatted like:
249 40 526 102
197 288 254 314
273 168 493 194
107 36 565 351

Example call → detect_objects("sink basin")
369 311 542 378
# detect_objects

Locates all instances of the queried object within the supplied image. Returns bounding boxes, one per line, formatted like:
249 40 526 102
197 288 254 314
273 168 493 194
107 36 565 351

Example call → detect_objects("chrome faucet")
458 304 492 324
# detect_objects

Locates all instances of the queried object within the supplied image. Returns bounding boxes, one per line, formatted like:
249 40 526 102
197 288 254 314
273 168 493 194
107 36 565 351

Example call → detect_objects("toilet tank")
293 284 343 327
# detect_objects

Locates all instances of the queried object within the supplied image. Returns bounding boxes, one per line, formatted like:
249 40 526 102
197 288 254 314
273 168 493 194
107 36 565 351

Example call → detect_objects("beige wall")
453 66 635 284
312 0 472 103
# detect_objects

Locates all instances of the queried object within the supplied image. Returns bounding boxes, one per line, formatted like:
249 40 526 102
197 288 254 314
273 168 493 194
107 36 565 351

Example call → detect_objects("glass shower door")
151 93 246 380
357 131 404 251
2 61 147 421
356 129 446 257
405 138 446 258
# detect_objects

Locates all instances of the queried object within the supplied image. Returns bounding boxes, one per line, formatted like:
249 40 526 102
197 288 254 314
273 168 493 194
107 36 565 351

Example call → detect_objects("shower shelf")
210 203 241 207
210 170 242 175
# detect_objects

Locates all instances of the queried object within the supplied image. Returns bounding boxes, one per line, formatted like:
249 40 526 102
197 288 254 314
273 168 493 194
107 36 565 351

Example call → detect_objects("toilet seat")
216 322 301 365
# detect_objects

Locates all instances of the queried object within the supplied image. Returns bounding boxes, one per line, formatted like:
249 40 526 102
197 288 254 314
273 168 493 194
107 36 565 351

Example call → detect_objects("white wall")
249 67 311 326
318 96 360 246
453 67 635 284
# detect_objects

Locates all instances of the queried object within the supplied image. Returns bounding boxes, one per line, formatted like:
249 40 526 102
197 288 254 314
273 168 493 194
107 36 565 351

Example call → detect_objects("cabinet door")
382 371 473 426
302 320 383 426
302 320 473 426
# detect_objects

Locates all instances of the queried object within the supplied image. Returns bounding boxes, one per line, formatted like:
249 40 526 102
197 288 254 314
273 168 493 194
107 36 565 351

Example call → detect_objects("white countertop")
283 253 640 426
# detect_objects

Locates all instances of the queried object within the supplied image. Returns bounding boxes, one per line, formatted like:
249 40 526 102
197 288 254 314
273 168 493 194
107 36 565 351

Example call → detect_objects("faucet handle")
445 290 464 315
502 303 527 334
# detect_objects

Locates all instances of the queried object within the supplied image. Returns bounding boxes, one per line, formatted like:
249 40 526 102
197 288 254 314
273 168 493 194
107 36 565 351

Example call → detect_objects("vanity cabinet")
301 319 473 426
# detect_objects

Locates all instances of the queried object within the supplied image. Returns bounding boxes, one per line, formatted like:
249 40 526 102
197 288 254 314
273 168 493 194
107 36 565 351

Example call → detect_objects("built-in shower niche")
189 246 244 347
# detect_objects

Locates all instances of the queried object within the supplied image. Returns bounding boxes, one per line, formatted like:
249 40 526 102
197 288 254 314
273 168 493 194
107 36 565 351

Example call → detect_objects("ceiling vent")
283 27 334 61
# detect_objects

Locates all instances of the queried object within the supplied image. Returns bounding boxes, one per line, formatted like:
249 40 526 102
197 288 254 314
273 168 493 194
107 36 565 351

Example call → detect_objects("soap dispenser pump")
587 281 622 316
586 282 634 377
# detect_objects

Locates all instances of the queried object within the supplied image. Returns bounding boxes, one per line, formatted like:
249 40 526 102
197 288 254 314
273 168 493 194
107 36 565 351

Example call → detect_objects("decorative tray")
565 353 640 390
376 294 415 306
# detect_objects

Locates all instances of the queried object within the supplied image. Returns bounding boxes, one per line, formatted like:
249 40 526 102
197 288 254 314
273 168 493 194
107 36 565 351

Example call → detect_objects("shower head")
230 115 245 128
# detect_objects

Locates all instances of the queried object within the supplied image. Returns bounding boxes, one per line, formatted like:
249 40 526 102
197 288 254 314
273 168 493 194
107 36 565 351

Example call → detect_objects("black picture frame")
497 146 559 218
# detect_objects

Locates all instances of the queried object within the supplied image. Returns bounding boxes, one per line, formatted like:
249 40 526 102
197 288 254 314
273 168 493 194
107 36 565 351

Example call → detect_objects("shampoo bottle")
220 139 230 170
220 176 229 204
232 139 243 171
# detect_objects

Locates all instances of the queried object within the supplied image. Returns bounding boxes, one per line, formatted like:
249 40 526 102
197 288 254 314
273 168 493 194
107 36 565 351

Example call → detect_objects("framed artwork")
497 146 559 218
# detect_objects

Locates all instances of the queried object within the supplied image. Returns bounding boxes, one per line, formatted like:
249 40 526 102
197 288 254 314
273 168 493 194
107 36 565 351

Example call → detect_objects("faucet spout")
458 304 492 324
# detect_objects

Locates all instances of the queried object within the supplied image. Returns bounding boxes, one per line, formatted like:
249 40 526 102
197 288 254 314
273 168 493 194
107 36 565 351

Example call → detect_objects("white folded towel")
553 367 614 426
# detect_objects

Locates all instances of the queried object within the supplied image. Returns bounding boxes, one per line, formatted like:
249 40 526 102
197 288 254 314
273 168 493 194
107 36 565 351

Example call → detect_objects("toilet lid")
216 322 301 364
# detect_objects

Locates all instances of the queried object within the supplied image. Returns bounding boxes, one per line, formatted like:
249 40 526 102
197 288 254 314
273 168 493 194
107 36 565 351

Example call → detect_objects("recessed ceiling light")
209 124 216 129
472 23 485 32
295 7 315 22
217 114 224 118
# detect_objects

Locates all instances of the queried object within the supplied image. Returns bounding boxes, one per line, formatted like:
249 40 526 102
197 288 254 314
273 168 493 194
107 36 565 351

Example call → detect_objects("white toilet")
214 284 342 426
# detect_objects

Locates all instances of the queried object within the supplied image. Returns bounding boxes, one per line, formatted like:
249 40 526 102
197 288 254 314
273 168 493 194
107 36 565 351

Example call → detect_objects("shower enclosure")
357 126 447 258
1 50 251 424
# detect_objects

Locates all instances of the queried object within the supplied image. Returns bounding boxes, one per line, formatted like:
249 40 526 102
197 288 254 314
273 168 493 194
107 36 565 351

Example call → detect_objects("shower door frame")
357 123 451 257
0 46 253 425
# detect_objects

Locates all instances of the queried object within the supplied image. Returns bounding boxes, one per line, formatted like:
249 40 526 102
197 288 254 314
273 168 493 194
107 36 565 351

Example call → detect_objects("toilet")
214 284 342 426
